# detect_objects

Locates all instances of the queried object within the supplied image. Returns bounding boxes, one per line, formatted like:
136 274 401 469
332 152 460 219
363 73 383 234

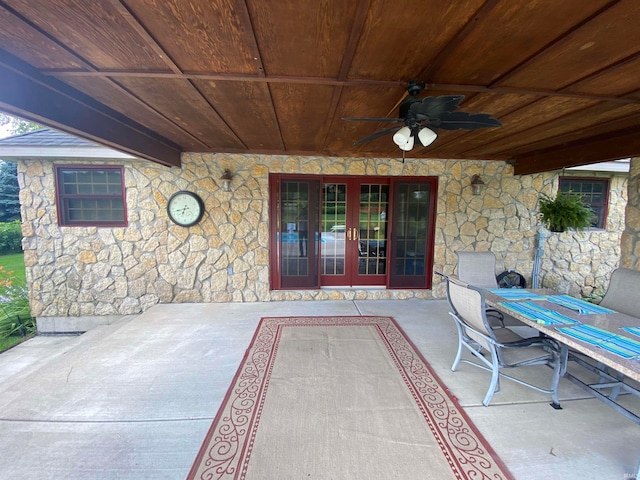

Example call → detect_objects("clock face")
167 191 205 226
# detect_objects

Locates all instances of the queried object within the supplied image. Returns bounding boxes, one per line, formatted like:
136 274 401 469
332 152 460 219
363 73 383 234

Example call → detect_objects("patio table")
483 288 640 424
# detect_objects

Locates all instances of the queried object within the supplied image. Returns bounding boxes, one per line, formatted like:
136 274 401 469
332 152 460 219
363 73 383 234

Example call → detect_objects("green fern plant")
538 191 594 233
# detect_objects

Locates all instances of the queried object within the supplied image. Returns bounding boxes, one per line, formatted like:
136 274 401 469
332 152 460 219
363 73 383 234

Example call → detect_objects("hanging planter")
538 191 594 233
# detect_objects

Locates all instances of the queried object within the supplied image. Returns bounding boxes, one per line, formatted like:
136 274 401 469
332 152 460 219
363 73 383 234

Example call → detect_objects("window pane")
57 167 125 226
61 171 79 194
67 198 124 222
559 178 608 229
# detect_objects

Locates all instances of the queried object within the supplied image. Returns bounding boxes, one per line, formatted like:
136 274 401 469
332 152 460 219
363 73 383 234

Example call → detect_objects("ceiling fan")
343 81 502 152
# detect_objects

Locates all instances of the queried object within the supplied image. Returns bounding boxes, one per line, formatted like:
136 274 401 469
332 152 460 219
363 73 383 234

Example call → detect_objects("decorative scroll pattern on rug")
186 316 513 480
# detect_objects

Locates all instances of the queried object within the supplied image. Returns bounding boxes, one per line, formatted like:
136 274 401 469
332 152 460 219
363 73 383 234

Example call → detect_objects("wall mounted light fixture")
220 169 233 192
470 174 485 195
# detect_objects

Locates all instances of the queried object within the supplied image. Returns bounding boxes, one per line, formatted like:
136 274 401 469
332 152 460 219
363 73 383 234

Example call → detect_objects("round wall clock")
167 191 205 227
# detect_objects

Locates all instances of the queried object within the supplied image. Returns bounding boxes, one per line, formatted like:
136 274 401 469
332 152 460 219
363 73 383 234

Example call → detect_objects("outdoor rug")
186 316 513 480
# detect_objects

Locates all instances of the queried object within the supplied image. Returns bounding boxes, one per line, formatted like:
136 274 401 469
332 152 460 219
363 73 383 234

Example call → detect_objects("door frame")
269 174 438 290
387 176 438 289
319 177 390 287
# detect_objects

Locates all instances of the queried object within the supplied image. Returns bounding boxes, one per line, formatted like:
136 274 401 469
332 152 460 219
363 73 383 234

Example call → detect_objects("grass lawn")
0 253 31 354
0 252 26 299
0 253 26 282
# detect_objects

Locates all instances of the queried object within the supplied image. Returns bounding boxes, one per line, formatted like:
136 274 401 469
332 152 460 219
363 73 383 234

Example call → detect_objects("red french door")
387 179 437 288
271 177 320 289
320 178 389 287
270 174 437 290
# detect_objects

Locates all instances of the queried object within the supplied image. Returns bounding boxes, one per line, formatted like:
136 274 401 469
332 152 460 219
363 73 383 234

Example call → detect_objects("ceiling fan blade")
410 95 465 118
438 112 502 130
342 117 404 123
353 126 402 145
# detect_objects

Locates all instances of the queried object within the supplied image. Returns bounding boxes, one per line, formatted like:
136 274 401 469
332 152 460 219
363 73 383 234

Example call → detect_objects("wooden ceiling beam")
320 0 371 151
0 2 210 150
109 0 246 149
107 0 183 75
0 51 182 167
418 0 500 81
43 70 640 104
489 0 622 90
558 49 640 96
243 0 285 150
512 125 640 175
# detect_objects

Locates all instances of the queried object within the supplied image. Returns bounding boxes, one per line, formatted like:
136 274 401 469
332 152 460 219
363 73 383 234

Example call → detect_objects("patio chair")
581 267 640 400
599 267 640 318
455 251 505 327
444 275 563 408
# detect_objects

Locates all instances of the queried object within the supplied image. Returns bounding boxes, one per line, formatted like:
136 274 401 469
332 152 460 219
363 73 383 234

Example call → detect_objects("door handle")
347 228 352 241
347 228 358 241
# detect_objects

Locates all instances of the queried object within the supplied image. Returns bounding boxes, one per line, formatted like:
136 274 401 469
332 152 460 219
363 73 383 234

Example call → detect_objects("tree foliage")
0 162 20 222
0 114 41 222
0 113 42 135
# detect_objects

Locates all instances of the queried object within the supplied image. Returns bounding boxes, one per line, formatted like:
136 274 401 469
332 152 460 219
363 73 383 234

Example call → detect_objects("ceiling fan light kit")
394 126 438 151
393 126 413 149
417 127 438 147
345 81 501 153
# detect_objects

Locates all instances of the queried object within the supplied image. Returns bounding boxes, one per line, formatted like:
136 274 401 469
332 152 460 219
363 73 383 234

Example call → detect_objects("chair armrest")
502 337 545 348
502 336 560 351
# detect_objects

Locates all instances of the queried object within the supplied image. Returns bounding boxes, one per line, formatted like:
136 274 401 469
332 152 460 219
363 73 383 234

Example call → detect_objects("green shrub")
0 221 23 255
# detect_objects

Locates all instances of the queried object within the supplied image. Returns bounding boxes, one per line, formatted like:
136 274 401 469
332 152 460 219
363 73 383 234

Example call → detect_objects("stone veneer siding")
16 154 627 323
621 157 640 270
536 172 626 298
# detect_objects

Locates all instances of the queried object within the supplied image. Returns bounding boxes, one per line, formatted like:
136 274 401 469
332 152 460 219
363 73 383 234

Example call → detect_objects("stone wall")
621 157 640 270
16 153 627 325
538 173 627 299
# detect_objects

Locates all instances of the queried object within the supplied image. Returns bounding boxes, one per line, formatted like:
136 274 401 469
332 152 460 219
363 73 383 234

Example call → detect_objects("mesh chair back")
447 278 494 351
599 268 640 317
455 251 499 288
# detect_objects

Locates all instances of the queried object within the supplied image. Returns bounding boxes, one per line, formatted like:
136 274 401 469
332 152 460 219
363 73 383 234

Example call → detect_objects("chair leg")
483 366 501 406
482 350 501 406
452 336 464 371
559 344 569 376
549 350 563 410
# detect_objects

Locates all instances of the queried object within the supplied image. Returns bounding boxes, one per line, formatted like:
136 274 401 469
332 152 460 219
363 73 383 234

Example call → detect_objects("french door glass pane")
321 183 347 275
358 184 388 275
281 182 309 277
394 183 430 276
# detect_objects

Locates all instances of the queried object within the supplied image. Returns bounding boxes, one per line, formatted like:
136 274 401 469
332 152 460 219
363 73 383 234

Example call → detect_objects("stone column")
621 157 640 269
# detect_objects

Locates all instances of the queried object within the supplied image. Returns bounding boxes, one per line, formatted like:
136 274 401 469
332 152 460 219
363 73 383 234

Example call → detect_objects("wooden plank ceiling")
1 0 639 173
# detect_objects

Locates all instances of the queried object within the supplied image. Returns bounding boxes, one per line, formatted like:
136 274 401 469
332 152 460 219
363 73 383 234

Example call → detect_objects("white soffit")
566 158 630 173
0 145 138 161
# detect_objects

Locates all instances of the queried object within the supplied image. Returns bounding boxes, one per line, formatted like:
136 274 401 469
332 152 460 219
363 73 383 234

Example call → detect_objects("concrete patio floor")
0 299 638 480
